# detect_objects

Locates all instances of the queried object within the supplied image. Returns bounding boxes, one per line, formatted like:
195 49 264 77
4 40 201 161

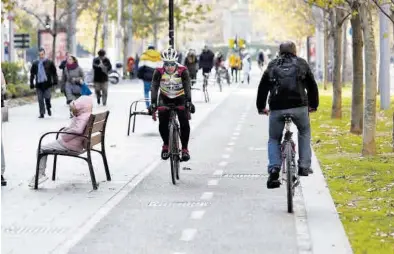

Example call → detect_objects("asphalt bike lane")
69 84 299 254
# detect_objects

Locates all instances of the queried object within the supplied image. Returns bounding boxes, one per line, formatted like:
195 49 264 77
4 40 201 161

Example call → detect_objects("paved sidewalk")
1 78 236 254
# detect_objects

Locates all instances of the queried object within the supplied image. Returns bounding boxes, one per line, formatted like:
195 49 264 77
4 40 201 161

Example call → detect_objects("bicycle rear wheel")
203 82 209 103
284 145 294 213
169 123 180 185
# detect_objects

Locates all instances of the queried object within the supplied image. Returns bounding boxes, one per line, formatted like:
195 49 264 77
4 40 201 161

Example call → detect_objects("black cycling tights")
158 97 190 149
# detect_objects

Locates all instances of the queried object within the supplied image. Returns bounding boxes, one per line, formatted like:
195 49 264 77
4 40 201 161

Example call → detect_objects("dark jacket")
256 54 319 111
30 59 58 90
93 57 112 82
198 50 215 69
59 60 67 70
184 54 198 75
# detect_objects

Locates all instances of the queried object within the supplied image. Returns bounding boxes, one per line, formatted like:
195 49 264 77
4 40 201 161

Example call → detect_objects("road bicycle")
153 104 190 185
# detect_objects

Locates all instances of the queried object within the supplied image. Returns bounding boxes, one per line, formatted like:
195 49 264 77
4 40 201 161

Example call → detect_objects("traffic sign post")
14 34 30 49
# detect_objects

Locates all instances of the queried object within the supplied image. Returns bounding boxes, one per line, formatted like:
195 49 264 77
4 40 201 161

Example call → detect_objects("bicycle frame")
281 117 296 174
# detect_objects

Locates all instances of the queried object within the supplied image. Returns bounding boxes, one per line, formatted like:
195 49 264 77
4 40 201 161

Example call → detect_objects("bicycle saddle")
283 114 294 122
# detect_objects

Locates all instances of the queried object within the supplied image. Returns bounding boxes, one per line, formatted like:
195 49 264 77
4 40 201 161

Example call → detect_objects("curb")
300 149 354 254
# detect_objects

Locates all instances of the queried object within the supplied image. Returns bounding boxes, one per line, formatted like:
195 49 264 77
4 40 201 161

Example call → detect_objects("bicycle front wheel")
285 145 294 213
169 123 180 185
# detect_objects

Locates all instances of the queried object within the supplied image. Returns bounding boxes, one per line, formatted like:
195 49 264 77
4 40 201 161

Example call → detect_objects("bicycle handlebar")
152 105 190 121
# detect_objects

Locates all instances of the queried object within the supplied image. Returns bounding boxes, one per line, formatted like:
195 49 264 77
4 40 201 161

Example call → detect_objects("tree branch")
371 0 394 24
339 11 352 26
141 0 155 16
19 5 54 35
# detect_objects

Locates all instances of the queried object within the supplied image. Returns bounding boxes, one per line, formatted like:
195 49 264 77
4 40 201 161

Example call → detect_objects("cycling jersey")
151 64 192 102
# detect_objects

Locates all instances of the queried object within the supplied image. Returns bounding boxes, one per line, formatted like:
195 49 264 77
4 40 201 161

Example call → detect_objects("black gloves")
186 101 195 114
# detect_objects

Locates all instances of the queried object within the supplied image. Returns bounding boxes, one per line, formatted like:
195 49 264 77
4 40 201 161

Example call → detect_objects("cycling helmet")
161 48 178 62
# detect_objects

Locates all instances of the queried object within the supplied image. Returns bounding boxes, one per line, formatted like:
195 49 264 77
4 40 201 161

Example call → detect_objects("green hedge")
1 62 28 85
5 84 35 99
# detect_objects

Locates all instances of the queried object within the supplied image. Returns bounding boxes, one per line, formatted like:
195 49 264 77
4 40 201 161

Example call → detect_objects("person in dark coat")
198 45 215 76
92 49 112 106
30 48 58 118
184 49 198 86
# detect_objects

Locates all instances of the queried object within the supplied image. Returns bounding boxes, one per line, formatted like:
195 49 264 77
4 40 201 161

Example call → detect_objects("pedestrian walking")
93 49 112 106
62 55 84 104
137 45 162 110
30 48 58 118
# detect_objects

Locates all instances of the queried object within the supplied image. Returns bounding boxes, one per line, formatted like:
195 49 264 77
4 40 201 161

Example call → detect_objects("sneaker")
267 167 281 189
28 172 48 188
161 145 170 160
38 114 44 119
1 175 7 186
181 149 190 162
298 167 311 177
47 109 52 116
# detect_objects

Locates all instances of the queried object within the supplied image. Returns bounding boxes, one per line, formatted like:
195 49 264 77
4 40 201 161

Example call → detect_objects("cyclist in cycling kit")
256 41 319 189
150 48 196 162
199 45 215 76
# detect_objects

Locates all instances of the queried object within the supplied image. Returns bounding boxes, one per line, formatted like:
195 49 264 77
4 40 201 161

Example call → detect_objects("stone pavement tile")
1 80 237 254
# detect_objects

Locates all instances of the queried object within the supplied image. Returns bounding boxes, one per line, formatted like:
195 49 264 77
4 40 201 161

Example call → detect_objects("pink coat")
60 96 93 152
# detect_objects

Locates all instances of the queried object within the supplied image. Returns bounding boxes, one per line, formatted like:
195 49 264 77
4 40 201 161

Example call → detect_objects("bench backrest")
83 111 110 149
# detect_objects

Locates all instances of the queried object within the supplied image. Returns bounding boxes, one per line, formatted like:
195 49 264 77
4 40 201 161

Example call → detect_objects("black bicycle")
281 114 299 213
203 73 210 103
154 104 189 185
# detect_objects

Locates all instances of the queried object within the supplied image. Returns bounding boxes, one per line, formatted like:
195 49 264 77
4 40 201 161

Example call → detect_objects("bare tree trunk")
67 0 72 51
52 0 58 63
331 8 344 119
122 0 128 78
153 23 158 48
392 112 394 152
342 19 348 85
323 15 329 90
350 4 364 134
93 6 102 57
360 4 377 156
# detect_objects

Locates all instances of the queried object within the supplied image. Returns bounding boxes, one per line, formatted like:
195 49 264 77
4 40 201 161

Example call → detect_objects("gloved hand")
149 103 157 114
258 108 269 115
30 84 35 89
308 107 317 113
186 101 195 114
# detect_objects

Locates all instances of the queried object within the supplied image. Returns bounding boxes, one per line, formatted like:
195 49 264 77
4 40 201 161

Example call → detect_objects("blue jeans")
143 81 151 108
268 106 311 173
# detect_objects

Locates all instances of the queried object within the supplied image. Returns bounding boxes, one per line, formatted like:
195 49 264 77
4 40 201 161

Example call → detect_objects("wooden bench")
127 98 154 135
34 111 111 190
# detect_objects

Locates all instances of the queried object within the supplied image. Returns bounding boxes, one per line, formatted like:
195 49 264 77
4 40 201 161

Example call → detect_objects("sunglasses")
164 62 177 67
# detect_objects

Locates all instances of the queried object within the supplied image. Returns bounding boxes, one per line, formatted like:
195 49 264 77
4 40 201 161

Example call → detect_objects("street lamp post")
169 0 174 48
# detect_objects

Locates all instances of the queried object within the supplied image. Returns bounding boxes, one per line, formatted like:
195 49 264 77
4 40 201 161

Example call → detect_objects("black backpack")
269 57 301 101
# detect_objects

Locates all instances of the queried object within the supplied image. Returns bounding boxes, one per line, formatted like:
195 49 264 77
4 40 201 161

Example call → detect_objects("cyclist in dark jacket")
256 41 319 189
198 46 215 75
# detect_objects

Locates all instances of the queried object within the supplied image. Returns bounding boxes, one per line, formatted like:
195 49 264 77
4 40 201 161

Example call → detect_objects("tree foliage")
252 0 315 42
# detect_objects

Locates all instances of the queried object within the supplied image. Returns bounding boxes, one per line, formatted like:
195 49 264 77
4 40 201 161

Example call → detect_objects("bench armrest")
56 127 66 140
38 131 88 152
